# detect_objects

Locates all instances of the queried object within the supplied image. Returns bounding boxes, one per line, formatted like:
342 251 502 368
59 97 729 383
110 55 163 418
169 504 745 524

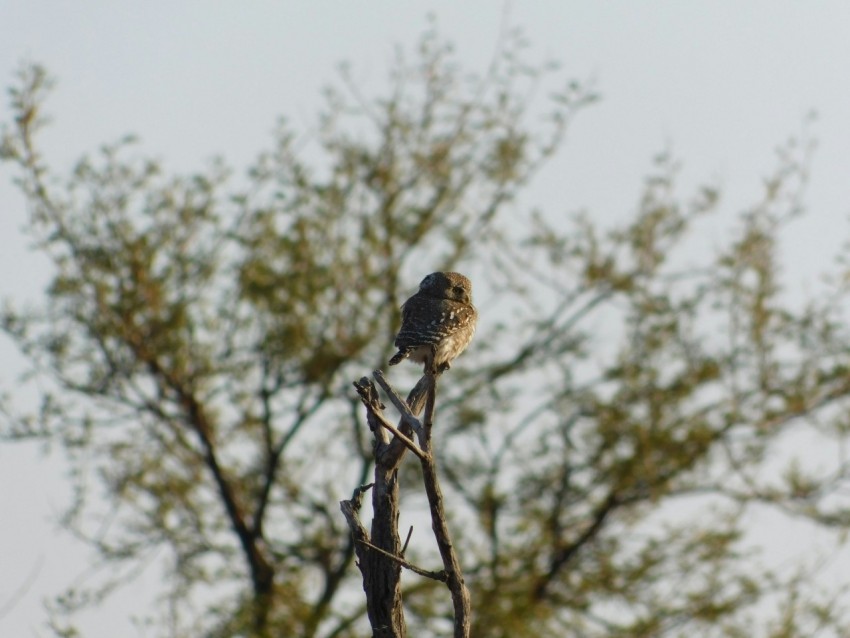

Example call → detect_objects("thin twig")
401 526 414 556
356 539 447 582
354 377 426 459
0 556 43 619
373 369 424 435
371 412 428 460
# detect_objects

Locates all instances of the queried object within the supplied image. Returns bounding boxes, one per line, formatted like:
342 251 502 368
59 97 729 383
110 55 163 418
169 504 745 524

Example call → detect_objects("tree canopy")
3 24 850 638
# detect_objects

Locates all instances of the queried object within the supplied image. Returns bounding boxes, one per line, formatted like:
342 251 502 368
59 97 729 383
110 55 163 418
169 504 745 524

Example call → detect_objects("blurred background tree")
3 23 850 638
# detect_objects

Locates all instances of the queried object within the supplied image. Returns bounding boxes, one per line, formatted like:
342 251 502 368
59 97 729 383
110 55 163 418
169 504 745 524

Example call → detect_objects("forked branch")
342 370 472 638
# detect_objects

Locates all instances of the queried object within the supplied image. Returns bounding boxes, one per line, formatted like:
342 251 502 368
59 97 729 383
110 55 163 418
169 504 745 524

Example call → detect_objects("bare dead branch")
354 376 427 460
348 369 471 638
356 539 448 582
339 484 372 537
401 526 414 556
374 414 428 461
353 376 390 446
414 373 471 637
373 369 424 436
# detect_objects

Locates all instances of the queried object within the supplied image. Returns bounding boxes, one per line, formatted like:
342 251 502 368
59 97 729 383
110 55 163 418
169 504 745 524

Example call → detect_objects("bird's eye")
453 286 464 295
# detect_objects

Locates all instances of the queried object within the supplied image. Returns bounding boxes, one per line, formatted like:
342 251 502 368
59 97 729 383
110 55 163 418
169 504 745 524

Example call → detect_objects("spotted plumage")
389 272 478 373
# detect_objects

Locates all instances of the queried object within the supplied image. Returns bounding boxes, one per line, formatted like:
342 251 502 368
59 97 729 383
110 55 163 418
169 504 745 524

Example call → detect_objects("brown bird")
389 272 478 373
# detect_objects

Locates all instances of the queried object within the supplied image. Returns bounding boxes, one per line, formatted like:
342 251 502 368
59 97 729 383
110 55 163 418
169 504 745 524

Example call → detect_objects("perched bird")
389 271 478 373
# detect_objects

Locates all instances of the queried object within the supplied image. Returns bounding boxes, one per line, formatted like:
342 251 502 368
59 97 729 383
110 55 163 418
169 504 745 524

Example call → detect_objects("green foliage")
3 24 850 638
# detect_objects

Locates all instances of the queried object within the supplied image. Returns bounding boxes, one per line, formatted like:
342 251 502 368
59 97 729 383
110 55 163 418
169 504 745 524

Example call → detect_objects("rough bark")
343 371 471 638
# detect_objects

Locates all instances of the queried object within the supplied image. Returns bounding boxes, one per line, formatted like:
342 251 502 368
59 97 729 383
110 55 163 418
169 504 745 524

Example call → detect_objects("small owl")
389 271 478 373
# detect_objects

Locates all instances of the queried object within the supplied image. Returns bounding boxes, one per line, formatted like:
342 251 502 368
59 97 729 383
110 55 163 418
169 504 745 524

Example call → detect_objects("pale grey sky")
2 2 850 636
